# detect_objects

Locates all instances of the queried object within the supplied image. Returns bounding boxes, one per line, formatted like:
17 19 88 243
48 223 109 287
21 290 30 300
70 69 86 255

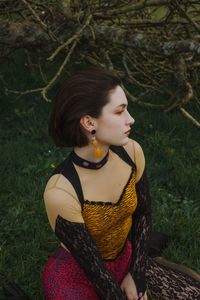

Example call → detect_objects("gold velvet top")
44 140 145 260
82 169 138 260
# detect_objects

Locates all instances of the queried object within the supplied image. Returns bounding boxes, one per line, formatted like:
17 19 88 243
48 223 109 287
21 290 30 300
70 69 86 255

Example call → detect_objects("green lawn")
0 58 199 299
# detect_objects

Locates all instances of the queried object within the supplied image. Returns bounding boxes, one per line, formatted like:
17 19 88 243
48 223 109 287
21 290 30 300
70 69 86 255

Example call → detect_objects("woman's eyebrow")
115 103 127 109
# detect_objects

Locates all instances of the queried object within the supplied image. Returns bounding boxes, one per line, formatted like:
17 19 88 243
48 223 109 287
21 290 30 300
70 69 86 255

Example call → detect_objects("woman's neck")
74 143 109 163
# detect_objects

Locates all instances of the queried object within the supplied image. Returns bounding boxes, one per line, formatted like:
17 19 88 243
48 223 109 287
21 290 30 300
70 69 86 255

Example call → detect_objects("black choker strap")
70 151 109 169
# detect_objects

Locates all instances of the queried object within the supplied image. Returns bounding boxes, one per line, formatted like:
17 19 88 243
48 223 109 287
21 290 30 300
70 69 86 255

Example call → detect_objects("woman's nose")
127 112 135 126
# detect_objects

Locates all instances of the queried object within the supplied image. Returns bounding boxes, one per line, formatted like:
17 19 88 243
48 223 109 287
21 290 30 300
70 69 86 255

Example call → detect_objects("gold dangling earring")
91 130 103 158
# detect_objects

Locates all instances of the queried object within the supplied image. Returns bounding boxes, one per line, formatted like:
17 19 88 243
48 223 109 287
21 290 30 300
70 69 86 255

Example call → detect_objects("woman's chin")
121 137 130 145
110 137 130 147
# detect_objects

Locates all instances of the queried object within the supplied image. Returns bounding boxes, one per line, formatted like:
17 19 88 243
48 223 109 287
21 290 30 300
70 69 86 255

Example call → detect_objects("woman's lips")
125 129 131 135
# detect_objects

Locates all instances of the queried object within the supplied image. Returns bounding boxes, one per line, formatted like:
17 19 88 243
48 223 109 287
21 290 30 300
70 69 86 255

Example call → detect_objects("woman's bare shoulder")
45 173 75 193
44 173 80 206
44 174 83 230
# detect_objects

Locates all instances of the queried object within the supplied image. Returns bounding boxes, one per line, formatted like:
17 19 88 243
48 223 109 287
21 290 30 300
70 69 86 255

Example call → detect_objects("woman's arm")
55 215 128 300
129 168 152 296
126 140 152 297
44 176 128 300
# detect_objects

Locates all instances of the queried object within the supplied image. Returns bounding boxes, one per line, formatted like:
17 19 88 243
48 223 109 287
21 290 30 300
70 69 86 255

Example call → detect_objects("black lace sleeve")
129 168 152 297
55 215 128 300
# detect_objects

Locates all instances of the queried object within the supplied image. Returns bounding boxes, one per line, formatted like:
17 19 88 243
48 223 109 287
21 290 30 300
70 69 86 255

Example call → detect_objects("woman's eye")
116 111 124 115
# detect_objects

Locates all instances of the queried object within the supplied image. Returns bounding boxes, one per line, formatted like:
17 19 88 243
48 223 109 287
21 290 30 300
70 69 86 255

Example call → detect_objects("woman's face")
95 85 135 146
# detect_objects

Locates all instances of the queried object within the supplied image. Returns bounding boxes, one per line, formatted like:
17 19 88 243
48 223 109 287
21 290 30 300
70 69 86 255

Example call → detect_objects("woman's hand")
142 291 148 300
120 272 138 300
120 272 148 300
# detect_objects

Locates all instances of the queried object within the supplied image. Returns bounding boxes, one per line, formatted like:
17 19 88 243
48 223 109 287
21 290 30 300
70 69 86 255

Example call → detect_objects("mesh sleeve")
55 214 128 300
129 168 152 297
146 256 200 299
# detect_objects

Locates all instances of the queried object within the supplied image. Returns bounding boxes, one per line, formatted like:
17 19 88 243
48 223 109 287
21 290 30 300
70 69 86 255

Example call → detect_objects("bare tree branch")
179 107 200 128
48 14 92 61
1 0 200 127
20 0 59 43
94 0 169 16
172 0 200 34
42 39 78 102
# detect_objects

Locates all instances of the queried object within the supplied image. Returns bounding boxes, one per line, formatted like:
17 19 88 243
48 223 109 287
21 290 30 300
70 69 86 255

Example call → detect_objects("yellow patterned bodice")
82 168 137 260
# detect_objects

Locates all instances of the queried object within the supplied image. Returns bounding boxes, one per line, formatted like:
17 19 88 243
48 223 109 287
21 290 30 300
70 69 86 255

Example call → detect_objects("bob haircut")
49 67 121 147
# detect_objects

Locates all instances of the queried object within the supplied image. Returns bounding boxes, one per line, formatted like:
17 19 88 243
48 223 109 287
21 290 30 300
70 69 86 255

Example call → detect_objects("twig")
164 82 193 112
94 0 169 16
118 19 200 28
123 54 153 89
164 98 182 113
20 0 59 43
179 107 200 128
89 24 96 40
194 95 200 104
4 40 77 101
100 48 114 70
136 101 166 109
164 90 180 111
5 87 43 95
47 14 92 61
81 54 107 68
181 82 193 106
128 52 162 89
38 58 48 84
173 0 200 35
28 0 54 20
42 40 78 102
121 84 139 103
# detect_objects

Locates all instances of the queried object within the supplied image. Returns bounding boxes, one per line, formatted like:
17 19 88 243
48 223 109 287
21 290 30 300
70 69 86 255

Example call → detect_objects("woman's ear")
80 115 95 133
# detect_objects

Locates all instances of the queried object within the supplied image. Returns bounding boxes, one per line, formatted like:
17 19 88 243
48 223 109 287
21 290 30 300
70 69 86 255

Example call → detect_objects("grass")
0 57 200 299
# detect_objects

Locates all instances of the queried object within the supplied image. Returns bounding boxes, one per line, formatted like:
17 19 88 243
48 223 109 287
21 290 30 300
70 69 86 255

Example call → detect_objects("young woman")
42 67 200 300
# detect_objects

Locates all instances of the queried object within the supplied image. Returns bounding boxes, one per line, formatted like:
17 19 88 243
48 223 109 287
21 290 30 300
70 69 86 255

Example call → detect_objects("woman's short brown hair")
49 67 121 147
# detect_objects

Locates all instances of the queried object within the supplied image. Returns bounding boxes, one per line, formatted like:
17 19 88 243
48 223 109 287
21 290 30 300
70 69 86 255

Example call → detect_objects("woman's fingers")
142 291 148 300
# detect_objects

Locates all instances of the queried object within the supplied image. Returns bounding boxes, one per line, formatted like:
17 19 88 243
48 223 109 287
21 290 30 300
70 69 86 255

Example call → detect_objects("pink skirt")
43 240 132 299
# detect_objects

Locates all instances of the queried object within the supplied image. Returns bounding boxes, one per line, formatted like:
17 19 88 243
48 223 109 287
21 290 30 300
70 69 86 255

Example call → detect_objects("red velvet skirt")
43 240 132 299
